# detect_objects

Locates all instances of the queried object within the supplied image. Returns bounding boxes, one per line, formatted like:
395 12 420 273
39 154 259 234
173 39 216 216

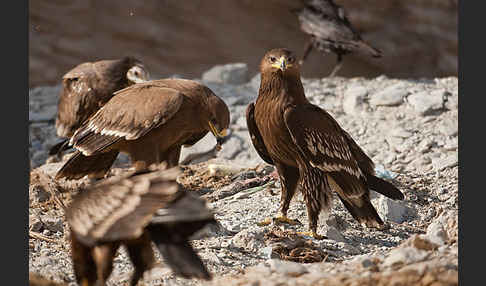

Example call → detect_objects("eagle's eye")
269 56 277 63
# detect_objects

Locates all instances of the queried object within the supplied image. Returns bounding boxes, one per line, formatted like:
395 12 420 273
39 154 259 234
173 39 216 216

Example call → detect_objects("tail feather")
337 193 384 228
55 150 119 180
357 40 382 58
155 240 211 280
147 222 213 280
366 174 404 200
48 139 70 156
328 173 383 228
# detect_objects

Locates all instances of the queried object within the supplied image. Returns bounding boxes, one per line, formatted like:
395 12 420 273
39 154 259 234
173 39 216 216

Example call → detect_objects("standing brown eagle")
246 48 403 239
296 0 382 76
49 57 150 156
55 78 230 180
66 166 214 286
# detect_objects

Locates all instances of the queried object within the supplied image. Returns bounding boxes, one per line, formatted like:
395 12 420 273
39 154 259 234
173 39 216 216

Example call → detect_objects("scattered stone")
425 221 449 246
407 90 446 115
389 128 413 139
432 154 458 171
268 259 309 277
383 246 429 268
231 229 265 252
342 86 367 115
29 215 43 232
369 84 407 106
29 76 458 285
202 63 249 85
41 217 64 234
374 196 410 223
30 184 51 204
326 226 346 243
438 118 458 137
418 139 435 153
404 234 439 251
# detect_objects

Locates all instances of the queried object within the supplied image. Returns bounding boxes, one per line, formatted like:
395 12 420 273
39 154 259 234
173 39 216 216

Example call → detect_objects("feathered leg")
125 231 156 286
165 145 182 168
298 168 332 239
258 163 301 226
70 233 97 286
92 242 120 286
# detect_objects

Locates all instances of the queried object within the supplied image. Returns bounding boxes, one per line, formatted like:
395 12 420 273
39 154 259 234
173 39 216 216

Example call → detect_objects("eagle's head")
259 48 301 77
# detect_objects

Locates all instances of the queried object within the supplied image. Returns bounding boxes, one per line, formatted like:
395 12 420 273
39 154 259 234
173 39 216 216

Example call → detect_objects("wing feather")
284 104 366 196
66 167 183 246
70 83 185 155
246 103 274 165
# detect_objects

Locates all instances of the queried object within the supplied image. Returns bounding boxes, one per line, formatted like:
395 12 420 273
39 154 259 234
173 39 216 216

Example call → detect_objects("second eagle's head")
259 48 301 77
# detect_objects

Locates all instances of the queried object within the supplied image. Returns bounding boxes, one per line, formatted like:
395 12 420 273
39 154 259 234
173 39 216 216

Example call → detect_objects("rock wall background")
29 0 457 87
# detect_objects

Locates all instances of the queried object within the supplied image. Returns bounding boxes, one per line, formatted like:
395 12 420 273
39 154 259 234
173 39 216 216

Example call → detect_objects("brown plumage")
66 166 215 286
246 48 403 239
296 0 382 76
55 78 230 180
49 57 150 156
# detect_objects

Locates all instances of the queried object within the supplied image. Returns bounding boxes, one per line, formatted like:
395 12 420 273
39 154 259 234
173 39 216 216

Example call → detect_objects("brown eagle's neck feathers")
258 72 306 103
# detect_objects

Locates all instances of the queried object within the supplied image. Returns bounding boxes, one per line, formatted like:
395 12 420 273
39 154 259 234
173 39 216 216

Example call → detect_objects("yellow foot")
296 231 326 240
256 216 301 227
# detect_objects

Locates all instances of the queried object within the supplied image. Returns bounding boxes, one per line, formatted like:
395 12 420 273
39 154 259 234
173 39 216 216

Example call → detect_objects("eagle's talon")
256 218 273 226
272 216 301 226
296 231 326 240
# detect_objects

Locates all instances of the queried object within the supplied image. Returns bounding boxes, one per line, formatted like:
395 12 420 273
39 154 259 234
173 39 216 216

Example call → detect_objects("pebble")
389 128 413 139
268 259 309 277
231 228 265 252
407 90 445 115
30 184 51 204
342 86 367 115
437 118 458 137
432 155 458 171
425 221 449 246
29 215 43 232
374 197 410 223
202 63 250 85
383 246 429 268
326 226 346 242
369 84 408 106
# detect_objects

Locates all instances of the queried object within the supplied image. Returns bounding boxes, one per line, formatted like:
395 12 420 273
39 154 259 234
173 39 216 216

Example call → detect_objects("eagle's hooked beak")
272 56 292 72
208 121 228 150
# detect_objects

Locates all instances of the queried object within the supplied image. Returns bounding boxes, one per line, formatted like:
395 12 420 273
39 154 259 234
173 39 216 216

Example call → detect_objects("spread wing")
55 63 98 138
246 103 274 165
284 104 366 197
66 167 183 246
69 82 184 155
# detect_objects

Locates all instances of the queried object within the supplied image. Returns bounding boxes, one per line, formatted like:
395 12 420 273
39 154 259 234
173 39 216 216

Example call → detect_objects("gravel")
29 64 458 285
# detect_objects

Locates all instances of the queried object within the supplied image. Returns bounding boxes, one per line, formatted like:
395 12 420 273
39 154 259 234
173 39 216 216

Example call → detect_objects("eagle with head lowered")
246 48 403 239
55 78 229 180
50 57 149 156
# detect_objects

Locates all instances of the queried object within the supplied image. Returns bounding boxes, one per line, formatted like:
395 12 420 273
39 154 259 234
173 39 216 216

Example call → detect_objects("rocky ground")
29 64 458 285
